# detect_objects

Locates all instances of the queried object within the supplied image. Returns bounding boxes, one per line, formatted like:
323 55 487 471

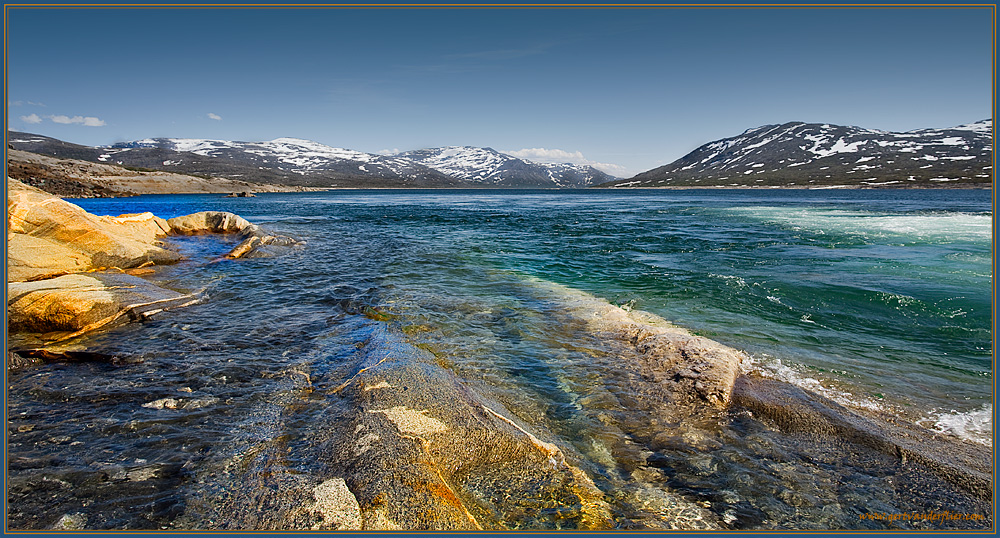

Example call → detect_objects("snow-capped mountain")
8 133 619 189
7 132 466 188
393 146 616 188
601 119 993 189
102 137 464 187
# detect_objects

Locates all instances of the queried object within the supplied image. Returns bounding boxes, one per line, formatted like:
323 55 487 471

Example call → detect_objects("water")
7 188 993 530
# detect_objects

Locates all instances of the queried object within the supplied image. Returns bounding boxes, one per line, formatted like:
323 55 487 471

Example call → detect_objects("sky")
5 6 994 177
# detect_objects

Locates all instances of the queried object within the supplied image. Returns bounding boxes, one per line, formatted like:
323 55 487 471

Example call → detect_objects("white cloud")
508 147 587 162
504 147 628 176
207 112 222 121
377 148 401 156
584 162 629 176
47 114 105 127
20 113 42 124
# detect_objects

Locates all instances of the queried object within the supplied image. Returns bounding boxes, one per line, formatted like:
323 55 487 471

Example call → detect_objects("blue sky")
6 6 994 177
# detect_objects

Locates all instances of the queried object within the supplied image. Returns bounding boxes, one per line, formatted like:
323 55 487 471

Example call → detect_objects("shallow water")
7 188 993 530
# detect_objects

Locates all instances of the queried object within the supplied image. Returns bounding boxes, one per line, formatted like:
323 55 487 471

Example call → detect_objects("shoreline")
6 182 992 531
62 185 994 198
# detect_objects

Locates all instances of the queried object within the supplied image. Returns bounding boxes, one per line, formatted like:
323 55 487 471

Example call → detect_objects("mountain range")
6 133 615 189
601 119 992 189
7 119 993 190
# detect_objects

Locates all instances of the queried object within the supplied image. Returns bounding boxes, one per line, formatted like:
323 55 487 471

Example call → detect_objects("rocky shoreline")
6 178 301 350
5 179 993 531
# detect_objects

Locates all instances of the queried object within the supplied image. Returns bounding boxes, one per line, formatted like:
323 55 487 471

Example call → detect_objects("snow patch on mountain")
601 119 992 189
394 146 617 187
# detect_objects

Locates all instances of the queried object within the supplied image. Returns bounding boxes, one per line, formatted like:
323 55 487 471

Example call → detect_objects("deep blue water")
7 188 993 530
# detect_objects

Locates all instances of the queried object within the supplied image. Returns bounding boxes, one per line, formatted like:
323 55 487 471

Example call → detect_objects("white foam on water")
922 404 994 447
721 206 990 243
708 273 749 288
746 354 888 413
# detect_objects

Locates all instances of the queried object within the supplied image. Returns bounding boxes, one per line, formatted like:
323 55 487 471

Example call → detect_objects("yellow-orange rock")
8 272 195 335
7 178 179 282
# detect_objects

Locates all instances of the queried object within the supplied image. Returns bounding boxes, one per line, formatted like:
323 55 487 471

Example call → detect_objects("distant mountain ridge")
9 119 991 190
598 119 993 189
393 146 615 187
7 133 617 189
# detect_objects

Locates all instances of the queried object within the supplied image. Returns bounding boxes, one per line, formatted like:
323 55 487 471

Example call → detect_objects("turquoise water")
7 188 993 529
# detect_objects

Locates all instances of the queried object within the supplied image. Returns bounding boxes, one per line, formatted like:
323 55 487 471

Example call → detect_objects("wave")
921 404 994 447
744 353 889 413
720 206 991 244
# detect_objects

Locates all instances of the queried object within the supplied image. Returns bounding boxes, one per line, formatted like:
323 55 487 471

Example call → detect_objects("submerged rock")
7 351 42 372
323 326 614 530
184 325 617 531
527 277 745 410
731 375 994 501
225 232 301 259
50 513 87 530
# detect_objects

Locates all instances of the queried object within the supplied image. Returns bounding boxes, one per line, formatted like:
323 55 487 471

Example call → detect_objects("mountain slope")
106 137 469 188
6 149 306 197
394 146 616 188
8 133 618 189
600 119 993 188
7 133 467 188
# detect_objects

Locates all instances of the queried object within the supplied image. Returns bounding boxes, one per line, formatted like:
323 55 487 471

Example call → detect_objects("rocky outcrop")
528 277 745 409
327 330 615 530
8 178 179 282
182 324 618 530
167 210 301 259
7 179 300 346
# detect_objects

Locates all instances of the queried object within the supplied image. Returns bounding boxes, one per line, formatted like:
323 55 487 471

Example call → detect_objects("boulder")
166 211 253 235
225 232 301 259
166 210 301 259
7 178 179 282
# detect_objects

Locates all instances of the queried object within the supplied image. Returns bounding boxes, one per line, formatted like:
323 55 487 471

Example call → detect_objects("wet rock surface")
8 273 197 336
731 375 994 503
327 331 614 530
176 325 618 530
